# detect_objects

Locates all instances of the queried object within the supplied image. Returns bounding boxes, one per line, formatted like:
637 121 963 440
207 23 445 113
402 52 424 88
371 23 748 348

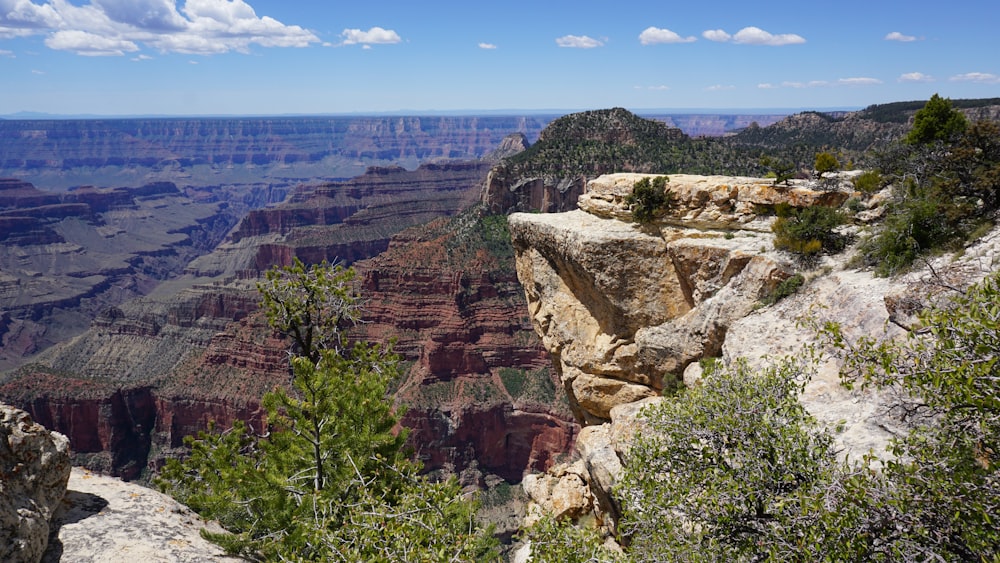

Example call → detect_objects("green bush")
772 205 847 258
858 184 967 276
760 273 805 306
852 169 883 194
625 176 673 223
814 151 840 178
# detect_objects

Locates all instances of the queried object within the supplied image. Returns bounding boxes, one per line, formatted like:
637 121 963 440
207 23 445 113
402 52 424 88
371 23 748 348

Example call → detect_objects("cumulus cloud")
950 72 1000 84
899 72 934 82
556 34 603 48
0 0 320 55
757 83 777 89
732 26 805 45
46 29 138 55
703 26 804 45
885 31 917 42
639 26 695 45
340 26 401 46
702 29 730 42
478 42 496 50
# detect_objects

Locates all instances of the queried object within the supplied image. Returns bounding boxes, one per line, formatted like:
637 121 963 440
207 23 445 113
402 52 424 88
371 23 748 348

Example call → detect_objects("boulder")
1 404 71 563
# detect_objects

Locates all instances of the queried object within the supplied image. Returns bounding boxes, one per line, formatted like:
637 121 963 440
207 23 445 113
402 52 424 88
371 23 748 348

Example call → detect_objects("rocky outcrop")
42 468 240 563
507 174 833 423
578 173 850 227
482 171 586 215
1 403 70 563
511 172 1000 538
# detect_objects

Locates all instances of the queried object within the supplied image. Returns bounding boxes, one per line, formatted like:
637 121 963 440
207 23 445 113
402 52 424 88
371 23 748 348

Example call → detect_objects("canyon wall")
0 160 577 495
510 172 1000 535
0 116 554 189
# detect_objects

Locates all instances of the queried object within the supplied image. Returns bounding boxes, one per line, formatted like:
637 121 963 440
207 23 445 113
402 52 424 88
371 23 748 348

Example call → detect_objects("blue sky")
1 0 998 116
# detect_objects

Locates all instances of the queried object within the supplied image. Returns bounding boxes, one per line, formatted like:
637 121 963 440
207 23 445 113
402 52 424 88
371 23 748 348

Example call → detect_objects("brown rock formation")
1 162 578 489
353 210 578 482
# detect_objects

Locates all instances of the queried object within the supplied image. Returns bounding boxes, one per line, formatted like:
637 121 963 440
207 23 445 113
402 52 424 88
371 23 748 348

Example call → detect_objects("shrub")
852 169 883 194
760 273 805 306
814 151 840 178
625 176 673 223
618 359 837 562
772 205 847 258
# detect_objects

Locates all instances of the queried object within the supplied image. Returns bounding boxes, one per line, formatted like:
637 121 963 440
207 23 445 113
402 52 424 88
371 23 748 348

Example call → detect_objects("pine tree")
157 260 498 561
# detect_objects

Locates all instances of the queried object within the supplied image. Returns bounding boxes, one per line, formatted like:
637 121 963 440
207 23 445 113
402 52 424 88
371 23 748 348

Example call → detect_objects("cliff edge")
509 172 1000 533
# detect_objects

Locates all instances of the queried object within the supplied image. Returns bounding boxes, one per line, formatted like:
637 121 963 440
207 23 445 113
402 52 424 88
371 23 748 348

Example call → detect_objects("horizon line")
0 106 865 120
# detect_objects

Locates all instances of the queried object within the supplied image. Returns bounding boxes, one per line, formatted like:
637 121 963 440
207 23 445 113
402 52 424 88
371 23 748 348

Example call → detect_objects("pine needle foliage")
157 260 498 561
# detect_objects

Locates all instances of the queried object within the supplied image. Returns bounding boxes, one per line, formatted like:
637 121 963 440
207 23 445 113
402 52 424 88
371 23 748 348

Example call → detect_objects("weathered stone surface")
42 468 241 563
510 182 795 423
512 171 1000 539
579 173 851 228
522 460 595 524
1 404 70 563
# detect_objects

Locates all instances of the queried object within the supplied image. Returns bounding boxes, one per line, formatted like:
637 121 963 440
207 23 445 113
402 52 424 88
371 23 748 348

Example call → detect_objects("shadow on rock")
42 490 109 563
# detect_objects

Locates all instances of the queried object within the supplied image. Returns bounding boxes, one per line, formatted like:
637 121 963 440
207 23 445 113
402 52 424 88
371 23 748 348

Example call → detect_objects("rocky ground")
42 468 241 563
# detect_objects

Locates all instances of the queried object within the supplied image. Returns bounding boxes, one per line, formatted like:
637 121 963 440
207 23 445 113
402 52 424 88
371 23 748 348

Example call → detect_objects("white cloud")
556 34 603 48
639 26 695 45
885 31 917 42
836 77 882 86
131 53 151 61
340 26 401 46
702 29 730 42
31 68 43 74
732 26 805 46
478 42 496 50
899 72 934 83
0 0 320 55
764 78 880 89
950 72 1000 84
45 29 138 55
0 48 12 56
706 84 735 91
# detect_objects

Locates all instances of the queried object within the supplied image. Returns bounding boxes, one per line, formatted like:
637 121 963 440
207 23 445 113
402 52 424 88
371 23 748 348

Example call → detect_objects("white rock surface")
42 468 241 563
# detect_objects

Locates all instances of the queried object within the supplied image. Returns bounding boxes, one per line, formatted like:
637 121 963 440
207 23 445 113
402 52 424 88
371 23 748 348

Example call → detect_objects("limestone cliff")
510 172 1000 534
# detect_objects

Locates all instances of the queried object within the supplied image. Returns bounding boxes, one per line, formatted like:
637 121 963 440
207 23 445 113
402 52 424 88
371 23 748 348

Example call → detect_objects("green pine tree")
157 259 498 561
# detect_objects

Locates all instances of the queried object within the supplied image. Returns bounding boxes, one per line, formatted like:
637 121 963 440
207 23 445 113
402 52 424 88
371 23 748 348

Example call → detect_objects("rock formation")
511 172 1000 536
41 468 240 563
1 162 578 499
0 116 553 189
1 403 70 563
0 178 284 371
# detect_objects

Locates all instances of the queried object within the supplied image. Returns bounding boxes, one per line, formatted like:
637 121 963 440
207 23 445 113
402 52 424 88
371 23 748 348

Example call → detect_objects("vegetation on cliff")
859 96 1000 275
530 271 1000 561
158 260 497 561
500 108 687 178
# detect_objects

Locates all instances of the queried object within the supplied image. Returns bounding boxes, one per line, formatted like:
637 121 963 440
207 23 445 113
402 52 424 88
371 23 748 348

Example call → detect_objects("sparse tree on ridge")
904 93 968 146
